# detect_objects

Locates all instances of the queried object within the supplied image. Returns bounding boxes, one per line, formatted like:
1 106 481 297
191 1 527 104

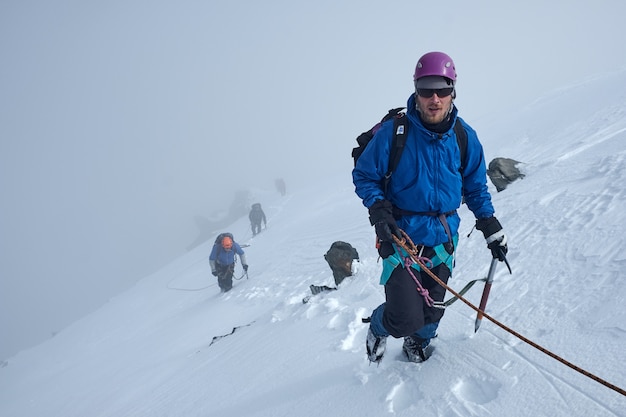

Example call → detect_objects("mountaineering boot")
402 336 432 363
366 328 387 363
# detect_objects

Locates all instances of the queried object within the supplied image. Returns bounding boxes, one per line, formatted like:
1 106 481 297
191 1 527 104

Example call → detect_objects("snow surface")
1 71 626 416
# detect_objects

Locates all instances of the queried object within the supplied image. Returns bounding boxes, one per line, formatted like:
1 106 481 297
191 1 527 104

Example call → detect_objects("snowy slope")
1 71 626 417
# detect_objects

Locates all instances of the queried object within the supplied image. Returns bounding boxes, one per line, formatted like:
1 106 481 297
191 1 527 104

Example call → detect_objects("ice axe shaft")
474 257 498 332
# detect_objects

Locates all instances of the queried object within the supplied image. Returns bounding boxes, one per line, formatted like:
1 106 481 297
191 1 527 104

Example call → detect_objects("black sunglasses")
416 87 454 98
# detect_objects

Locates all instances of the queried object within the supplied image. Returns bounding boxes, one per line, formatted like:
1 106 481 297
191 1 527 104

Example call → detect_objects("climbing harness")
397 244 485 310
391 229 626 397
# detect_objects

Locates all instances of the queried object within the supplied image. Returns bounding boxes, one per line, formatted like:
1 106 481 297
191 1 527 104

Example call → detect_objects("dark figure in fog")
275 178 286 196
249 203 267 236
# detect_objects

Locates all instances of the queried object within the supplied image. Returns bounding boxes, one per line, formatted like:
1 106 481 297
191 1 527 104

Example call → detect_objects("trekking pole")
474 257 498 332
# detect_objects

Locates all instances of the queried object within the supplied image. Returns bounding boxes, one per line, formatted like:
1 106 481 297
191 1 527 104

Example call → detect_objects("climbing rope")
403 255 435 307
166 280 215 291
165 259 215 291
392 230 626 398
231 256 248 281
233 270 248 280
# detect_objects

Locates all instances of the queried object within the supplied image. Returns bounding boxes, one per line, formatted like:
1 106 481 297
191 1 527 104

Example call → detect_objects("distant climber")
248 203 267 237
209 233 248 292
275 178 286 196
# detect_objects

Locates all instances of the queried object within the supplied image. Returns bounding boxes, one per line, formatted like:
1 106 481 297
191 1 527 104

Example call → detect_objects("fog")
1 0 624 360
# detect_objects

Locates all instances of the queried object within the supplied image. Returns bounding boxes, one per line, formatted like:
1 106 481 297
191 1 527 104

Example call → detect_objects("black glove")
212 270 218 277
475 216 508 261
243 264 249 272
369 200 401 258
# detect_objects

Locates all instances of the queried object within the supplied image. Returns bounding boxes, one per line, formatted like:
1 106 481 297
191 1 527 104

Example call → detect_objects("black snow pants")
216 263 235 292
382 255 451 338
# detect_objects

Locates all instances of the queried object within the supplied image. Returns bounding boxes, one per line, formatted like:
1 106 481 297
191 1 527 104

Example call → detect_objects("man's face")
415 88 453 125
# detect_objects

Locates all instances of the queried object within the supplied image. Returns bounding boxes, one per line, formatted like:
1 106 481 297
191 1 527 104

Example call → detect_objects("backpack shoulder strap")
382 116 467 194
382 113 408 194
453 119 468 174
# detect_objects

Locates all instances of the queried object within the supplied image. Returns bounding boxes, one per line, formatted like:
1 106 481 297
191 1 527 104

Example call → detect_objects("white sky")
1 68 626 415
1 0 626 360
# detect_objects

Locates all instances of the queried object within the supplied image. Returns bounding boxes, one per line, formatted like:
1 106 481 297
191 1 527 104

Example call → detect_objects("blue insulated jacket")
352 94 494 247
209 242 245 266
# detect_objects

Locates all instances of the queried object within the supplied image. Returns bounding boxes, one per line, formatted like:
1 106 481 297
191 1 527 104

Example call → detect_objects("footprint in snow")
385 379 426 413
451 375 500 405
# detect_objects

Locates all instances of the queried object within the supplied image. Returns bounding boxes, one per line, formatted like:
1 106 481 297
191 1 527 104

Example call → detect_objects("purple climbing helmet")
413 52 457 83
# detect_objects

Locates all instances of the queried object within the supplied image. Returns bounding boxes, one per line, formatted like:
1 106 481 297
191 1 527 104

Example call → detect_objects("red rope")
392 230 626 398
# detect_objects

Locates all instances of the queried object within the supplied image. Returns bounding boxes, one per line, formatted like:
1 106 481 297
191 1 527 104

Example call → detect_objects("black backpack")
351 107 468 193
214 232 234 247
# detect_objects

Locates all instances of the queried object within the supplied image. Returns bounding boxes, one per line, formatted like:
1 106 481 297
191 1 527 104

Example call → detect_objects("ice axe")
474 257 498 332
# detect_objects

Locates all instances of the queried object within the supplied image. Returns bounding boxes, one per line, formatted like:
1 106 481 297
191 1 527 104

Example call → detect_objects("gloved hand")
243 264 249 272
212 270 218 277
475 216 508 261
369 200 401 258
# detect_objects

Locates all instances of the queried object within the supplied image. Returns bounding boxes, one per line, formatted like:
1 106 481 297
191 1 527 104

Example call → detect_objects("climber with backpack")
352 52 509 364
248 203 267 237
209 233 248 292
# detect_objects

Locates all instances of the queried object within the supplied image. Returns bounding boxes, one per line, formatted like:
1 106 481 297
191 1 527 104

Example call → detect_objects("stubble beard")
417 100 452 125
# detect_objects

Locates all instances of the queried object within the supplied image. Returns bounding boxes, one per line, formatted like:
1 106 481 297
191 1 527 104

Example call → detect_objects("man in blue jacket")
209 234 248 292
352 51 508 363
